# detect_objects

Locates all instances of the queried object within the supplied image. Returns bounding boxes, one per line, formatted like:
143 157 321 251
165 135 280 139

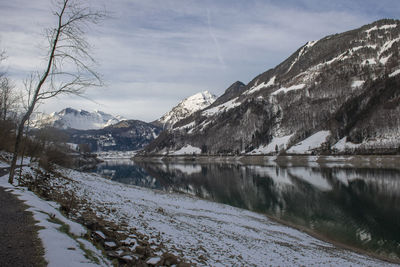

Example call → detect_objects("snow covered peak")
144 19 400 156
31 108 126 130
158 91 217 128
179 91 216 111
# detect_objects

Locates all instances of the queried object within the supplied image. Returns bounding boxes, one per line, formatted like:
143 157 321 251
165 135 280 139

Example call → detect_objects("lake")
90 159 400 261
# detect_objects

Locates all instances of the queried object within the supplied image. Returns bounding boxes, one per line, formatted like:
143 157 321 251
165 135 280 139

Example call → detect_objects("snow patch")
352 46 364 52
351 80 365 88
250 134 294 154
146 257 161 265
365 26 378 33
174 121 196 131
361 58 377 65
366 24 397 34
327 54 349 65
287 131 331 154
380 54 392 65
245 76 276 95
95 231 106 239
379 24 398 30
202 97 241 116
271 84 306 96
379 37 400 56
287 41 317 73
0 162 10 168
96 151 137 160
171 145 201 155
389 69 400 77
332 136 400 152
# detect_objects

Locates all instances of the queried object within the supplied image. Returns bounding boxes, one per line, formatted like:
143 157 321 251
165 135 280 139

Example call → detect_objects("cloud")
0 0 399 121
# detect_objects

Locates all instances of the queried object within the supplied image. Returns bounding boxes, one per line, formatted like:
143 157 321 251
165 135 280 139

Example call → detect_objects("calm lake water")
90 159 400 260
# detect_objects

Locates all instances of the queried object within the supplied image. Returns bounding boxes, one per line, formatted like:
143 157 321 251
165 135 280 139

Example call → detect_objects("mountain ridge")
155 91 217 129
31 108 126 130
143 19 400 155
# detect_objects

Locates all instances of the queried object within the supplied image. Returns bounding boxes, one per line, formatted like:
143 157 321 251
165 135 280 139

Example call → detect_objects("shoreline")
49 167 397 266
1 154 397 266
132 154 400 264
133 154 400 169
267 214 400 265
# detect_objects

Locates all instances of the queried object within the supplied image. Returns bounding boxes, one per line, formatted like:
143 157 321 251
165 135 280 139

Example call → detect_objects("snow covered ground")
171 145 202 155
95 150 137 160
287 130 331 154
0 163 110 267
46 167 394 266
250 134 293 154
0 157 397 266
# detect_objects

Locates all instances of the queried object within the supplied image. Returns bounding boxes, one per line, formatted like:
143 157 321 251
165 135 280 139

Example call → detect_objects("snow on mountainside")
32 108 126 130
157 91 217 129
144 19 400 155
67 120 162 152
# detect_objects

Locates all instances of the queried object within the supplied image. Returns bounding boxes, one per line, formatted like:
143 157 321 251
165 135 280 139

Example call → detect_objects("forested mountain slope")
144 19 400 155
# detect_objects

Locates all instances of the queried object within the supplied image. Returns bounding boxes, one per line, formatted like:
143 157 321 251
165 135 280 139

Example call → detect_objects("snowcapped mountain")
156 91 217 129
32 108 126 130
144 19 400 155
31 109 161 152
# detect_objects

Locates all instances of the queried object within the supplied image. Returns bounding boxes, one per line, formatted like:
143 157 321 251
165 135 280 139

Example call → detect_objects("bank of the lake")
4 153 398 266
133 154 400 169
95 156 400 264
51 164 398 266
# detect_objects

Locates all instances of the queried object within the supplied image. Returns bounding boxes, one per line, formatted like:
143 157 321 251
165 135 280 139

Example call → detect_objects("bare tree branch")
9 0 106 183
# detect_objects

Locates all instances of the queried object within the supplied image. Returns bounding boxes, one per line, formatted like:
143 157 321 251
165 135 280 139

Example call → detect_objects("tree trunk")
18 121 29 184
8 124 24 184
8 112 31 184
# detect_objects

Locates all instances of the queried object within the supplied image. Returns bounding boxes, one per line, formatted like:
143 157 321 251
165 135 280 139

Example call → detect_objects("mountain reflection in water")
91 160 400 260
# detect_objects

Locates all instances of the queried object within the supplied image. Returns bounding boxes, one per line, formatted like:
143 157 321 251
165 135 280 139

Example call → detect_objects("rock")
106 251 119 258
160 253 179 266
84 221 99 231
104 241 117 249
156 207 165 214
119 253 136 263
146 256 162 265
92 230 106 242
120 237 136 246
135 245 147 256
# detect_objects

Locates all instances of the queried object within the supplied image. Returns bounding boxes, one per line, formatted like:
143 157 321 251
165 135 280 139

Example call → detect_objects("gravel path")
0 179 46 267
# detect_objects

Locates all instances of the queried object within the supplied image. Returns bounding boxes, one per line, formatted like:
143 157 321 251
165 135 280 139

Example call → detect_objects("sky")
0 0 399 122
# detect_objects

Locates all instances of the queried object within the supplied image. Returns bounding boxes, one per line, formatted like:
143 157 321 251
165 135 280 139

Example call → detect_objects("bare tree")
0 51 18 118
0 51 19 151
0 77 18 121
8 0 105 184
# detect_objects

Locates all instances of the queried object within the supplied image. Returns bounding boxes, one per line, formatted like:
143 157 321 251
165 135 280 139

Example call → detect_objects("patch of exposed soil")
0 186 46 267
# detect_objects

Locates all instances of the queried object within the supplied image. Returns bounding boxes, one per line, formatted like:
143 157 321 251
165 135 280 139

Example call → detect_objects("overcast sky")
0 0 399 122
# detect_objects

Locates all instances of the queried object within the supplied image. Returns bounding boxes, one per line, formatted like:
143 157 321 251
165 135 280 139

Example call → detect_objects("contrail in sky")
207 8 226 68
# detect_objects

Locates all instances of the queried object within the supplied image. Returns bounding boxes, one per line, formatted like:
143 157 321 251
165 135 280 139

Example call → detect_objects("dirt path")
0 183 46 267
